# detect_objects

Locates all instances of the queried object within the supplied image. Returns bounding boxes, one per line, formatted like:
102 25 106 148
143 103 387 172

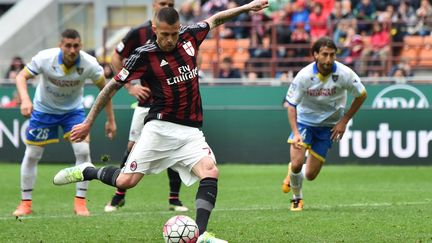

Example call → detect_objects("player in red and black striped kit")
104 0 189 213
56 1 268 241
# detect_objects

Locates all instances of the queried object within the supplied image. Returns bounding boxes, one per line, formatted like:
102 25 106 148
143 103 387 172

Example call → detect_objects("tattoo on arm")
212 18 226 27
86 79 123 124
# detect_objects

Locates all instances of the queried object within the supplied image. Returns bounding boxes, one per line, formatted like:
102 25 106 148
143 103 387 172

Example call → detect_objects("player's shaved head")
155 7 179 25
61 29 81 40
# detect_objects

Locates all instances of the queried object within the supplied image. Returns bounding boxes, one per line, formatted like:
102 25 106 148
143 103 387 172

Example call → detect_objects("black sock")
168 168 182 204
84 166 121 187
195 177 218 234
83 167 98 180
114 148 130 194
120 148 130 169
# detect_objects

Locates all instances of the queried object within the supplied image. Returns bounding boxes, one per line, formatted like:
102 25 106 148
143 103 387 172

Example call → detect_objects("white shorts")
123 120 216 186
128 106 150 142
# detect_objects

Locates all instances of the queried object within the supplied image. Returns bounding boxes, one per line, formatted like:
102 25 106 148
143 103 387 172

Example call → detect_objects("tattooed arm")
70 79 124 142
205 0 268 30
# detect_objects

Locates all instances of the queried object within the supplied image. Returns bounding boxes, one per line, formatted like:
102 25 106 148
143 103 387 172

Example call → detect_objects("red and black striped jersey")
115 20 154 58
114 22 210 128
115 20 154 107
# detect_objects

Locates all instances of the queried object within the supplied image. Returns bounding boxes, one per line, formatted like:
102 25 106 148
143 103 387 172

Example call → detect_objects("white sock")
290 170 303 200
72 142 91 198
20 145 44 200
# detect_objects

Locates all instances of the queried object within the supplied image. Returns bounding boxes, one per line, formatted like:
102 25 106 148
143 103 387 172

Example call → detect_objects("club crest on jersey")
182 41 195 56
77 67 84 75
332 74 339 82
118 68 130 81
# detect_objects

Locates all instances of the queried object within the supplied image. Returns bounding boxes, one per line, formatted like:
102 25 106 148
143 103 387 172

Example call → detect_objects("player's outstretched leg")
167 168 188 212
105 149 129 212
53 162 121 188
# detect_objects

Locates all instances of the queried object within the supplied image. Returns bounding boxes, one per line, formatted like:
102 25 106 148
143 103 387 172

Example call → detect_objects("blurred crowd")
186 0 431 78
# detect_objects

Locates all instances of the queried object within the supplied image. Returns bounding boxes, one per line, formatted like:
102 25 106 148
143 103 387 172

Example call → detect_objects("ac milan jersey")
114 22 210 128
115 20 154 107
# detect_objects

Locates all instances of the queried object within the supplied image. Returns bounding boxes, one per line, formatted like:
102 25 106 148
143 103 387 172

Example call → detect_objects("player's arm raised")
70 79 123 142
15 69 34 117
205 0 268 30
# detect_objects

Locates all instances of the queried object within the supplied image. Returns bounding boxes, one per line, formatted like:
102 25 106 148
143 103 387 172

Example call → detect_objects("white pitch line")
1 200 431 221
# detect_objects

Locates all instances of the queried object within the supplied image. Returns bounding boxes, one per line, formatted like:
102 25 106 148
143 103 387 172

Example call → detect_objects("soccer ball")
163 215 199 243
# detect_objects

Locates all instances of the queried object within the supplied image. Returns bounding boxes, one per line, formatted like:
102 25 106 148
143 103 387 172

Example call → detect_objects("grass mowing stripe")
2 199 431 221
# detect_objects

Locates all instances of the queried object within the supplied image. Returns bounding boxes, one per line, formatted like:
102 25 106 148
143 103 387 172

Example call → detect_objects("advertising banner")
0 84 431 165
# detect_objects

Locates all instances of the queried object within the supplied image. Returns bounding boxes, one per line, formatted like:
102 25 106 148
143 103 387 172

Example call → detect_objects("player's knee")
290 162 303 174
24 145 44 161
305 170 318 181
71 142 91 162
195 157 219 179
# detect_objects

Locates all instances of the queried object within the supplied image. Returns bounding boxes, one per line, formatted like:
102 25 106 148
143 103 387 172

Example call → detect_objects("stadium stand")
2 0 432 80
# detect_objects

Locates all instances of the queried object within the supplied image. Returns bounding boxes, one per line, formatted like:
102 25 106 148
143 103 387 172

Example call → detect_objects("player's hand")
292 133 303 150
127 84 151 102
70 122 91 142
105 120 117 140
331 122 347 142
20 99 33 118
247 0 269 12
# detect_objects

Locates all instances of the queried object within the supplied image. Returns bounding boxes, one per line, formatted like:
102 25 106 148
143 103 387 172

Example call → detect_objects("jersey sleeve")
25 51 44 76
115 28 140 58
89 64 105 86
184 22 210 47
114 49 147 83
346 70 367 98
286 75 304 106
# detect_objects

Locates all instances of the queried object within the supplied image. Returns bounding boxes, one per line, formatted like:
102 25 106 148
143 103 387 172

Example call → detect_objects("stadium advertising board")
0 84 431 165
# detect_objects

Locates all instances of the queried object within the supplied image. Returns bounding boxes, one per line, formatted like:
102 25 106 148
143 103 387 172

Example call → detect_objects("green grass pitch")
0 163 431 242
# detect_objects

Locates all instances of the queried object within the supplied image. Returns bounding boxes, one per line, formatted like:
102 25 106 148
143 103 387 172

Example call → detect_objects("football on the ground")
163 215 199 243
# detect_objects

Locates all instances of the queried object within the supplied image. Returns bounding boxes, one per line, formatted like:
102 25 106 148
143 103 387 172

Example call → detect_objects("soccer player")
12 29 117 217
281 36 367 211
104 0 189 213
53 1 268 242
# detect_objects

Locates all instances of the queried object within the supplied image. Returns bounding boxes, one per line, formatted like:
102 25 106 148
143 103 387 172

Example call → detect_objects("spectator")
309 2 329 42
353 0 376 34
218 56 242 78
291 21 311 59
413 0 432 36
312 0 335 18
290 0 310 32
248 10 272 77
201 0 228 17
392 68 408 84
219 1 251 39
360 22 390 76
179 1 196 25
389 57 413 77
343 27 363 71
329 0 355 28
397 0 417 35
4 56 25 81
